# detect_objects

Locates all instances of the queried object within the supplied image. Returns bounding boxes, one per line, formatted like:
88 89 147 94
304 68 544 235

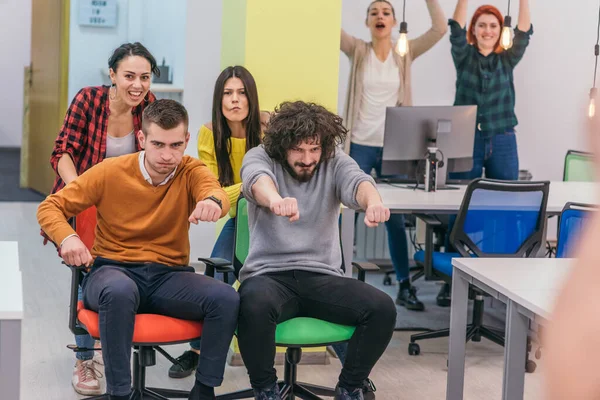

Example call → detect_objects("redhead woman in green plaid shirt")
449 0 532 181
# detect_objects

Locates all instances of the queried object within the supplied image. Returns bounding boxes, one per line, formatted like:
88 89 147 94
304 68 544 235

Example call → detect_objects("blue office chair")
556 202 596 258
410 179 550 371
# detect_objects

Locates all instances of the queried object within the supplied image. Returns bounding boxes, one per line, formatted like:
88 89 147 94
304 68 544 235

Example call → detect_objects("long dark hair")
211 66 261 187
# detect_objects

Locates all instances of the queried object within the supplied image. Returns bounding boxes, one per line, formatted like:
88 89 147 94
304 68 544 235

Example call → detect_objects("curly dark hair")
263 101 347 164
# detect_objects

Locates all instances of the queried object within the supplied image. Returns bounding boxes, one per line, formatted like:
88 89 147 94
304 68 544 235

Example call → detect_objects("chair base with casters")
66 264 202 399
202 258 379 400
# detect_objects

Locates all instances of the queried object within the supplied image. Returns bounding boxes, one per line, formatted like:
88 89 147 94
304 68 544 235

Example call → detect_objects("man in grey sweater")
238 101 397 400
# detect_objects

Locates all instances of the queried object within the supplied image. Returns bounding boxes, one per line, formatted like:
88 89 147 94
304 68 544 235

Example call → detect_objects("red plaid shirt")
50 85 156 194
43 85 156 246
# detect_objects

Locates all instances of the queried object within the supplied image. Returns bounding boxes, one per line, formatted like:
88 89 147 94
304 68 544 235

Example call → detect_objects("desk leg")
0 320 21 400
502 300 528 400
446 270 469 400
340 208 355 278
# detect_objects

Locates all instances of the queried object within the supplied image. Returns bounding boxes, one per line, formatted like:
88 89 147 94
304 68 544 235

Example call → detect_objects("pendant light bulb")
396 21 409 57
501 15 513 50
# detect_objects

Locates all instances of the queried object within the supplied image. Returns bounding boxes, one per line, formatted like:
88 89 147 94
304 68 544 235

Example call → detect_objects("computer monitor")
381 105 477 188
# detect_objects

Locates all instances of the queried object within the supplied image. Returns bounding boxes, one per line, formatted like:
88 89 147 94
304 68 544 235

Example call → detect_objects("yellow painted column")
221 0 342 365
221 0 342 112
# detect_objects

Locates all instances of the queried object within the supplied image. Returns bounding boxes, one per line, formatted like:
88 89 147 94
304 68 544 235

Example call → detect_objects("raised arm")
409 0 448 60
340 29 357 57
453 0 468 28
517 0 531 32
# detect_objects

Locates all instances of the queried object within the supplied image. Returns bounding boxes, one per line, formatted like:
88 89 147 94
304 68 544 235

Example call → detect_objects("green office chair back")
564 150 594 182
233 196 355 347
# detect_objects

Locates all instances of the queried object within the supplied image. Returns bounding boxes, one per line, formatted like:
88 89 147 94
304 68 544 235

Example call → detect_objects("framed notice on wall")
78 0 118 28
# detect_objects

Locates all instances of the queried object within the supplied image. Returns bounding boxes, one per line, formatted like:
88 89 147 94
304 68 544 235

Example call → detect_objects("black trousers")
82 258 240 396
237 270 396 390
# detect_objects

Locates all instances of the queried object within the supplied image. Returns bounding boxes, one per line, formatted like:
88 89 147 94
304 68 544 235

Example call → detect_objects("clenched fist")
270 197 300 222
189 199 222 224
364 203 391 227
61 235 93 267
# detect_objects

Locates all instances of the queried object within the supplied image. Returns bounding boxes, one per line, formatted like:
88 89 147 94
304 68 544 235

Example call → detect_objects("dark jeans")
190 217 237 351
82 258 239 396
349 143 410 282
237 270 396 390
449 130 519 180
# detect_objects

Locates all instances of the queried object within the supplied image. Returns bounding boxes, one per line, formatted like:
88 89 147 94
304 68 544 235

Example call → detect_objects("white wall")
184 0 224 260
339 0 598 181
0 0 31 147
68 0 130 100
68 0 187 100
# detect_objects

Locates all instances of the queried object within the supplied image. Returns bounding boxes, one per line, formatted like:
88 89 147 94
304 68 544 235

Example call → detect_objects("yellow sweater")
37 153 230 267
197 124 246 218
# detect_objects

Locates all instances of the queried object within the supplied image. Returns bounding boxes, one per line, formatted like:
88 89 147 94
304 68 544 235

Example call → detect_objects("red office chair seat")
77 301 203 345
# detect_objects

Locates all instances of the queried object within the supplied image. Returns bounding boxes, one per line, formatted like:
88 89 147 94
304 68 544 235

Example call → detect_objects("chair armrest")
352 261 379 282
352 261 380 272
414 214 442 226
63 262 88 336
197 257 235 278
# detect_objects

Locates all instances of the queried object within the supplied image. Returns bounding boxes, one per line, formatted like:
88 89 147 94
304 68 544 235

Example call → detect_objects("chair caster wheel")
383 276 392 286
408 343 420 356
525 360 537 373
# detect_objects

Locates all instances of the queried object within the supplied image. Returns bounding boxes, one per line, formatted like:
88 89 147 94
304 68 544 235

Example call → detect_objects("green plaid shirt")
449 19 533 137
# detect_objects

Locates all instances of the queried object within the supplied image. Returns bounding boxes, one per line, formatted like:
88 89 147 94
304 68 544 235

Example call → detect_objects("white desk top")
376 181 598 214
0 242 23 320
451 257 573 320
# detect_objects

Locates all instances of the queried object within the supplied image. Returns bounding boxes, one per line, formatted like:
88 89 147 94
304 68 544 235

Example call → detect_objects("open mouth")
128 90 143 101
376 22 385 30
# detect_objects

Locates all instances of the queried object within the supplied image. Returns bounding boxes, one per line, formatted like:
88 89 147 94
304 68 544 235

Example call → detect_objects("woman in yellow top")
168 65 263 379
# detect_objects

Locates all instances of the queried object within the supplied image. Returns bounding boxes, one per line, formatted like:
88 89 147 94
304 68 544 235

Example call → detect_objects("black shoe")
362 378 376 400
253 382 282 400
188 381 216 400
334 384 364 400
168 350 199 379
436 283 451 307
109 392 140 400
396 280 425 311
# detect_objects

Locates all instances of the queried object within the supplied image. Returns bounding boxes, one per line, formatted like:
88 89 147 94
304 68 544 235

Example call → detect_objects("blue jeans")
349 143 410 282
75 285 95 360
449 130 519 180
190 217 237 351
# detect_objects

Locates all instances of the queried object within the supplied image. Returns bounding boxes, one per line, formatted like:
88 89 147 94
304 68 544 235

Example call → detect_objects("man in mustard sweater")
37 99 239 400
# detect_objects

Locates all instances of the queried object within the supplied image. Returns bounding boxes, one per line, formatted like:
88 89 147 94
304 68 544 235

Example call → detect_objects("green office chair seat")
275 317 355 346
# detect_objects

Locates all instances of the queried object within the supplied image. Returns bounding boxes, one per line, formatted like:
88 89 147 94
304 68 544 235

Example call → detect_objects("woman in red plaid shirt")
48 42 158 396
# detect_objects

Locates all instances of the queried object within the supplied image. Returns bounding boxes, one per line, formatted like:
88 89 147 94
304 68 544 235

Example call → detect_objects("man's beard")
284 161 319 182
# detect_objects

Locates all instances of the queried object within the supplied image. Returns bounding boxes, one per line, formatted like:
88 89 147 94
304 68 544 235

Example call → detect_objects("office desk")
446 257 571 400
0 241 23 400
340 181 597 276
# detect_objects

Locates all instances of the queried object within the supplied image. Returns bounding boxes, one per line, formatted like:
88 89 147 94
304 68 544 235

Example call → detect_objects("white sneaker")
72 359 103 395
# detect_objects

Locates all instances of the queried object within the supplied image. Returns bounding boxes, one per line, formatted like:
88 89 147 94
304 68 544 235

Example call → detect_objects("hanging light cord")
507 0 511 16
402 0 406 23
593 0 600 90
